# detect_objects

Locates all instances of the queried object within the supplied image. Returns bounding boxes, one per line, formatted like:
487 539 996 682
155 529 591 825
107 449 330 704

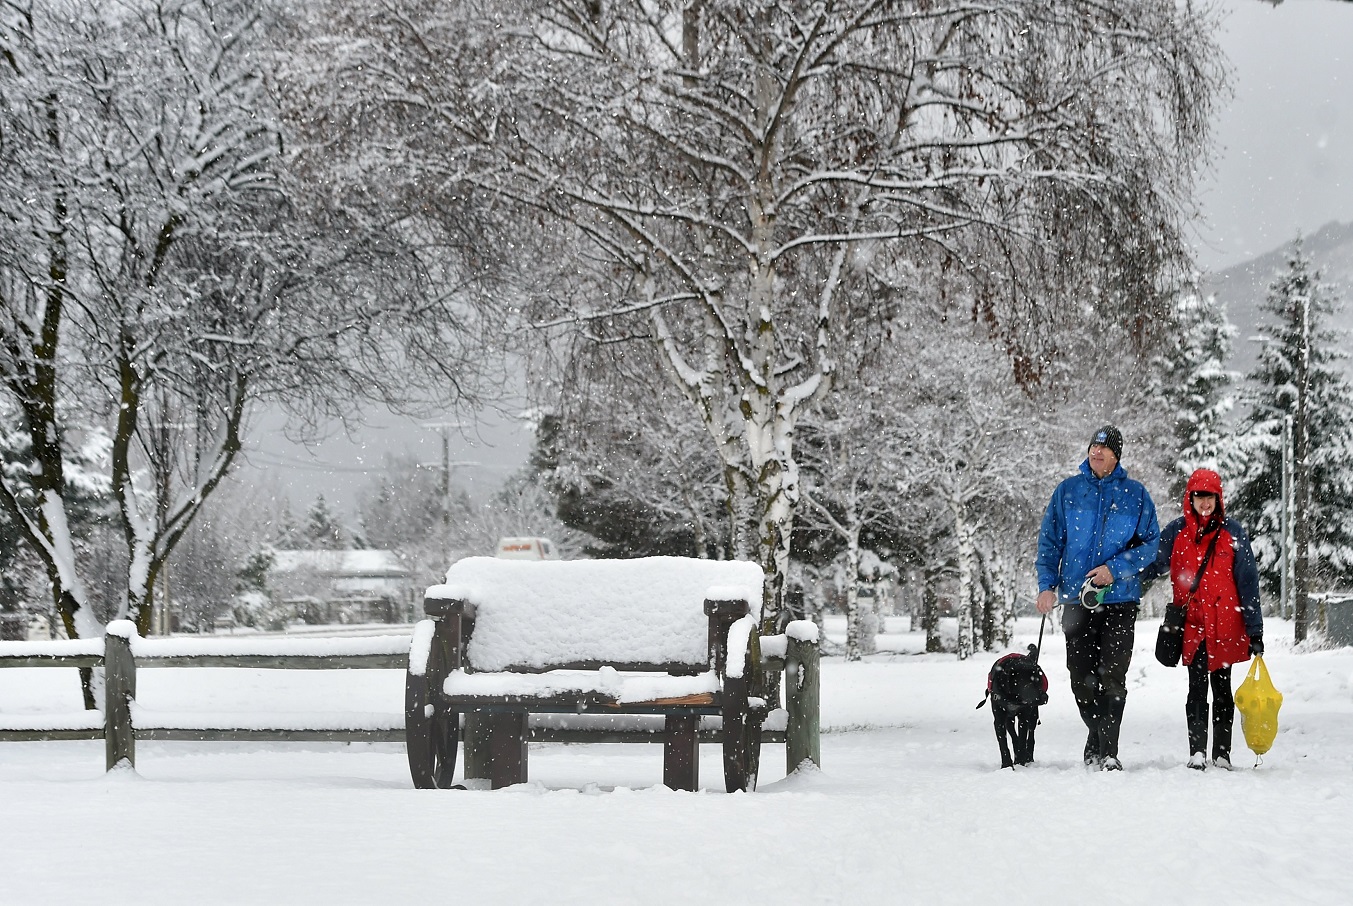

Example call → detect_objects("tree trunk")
843 536 862 661
905 568 919 633
993 548 1017 649
950 495 977 660
978 561 996 652
922 567 942 654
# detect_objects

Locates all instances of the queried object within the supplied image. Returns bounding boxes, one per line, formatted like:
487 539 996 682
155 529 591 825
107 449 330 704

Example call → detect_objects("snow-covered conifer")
1228 242 1353 640
304 496 347 551
1149 290 1241 499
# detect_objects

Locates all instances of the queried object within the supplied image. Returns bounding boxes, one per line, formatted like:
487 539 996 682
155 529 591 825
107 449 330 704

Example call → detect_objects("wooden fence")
2 620 820 777
0 621 407 770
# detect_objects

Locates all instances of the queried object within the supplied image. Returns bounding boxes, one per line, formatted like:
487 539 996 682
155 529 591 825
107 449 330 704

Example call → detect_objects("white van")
494 537 561 560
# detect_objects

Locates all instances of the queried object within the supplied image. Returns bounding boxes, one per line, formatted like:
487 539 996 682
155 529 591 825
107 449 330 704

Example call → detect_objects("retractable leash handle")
1079 576 1111 612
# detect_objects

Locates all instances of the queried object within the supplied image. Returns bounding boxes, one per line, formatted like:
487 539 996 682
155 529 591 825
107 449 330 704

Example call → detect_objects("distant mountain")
1202 219 1353 378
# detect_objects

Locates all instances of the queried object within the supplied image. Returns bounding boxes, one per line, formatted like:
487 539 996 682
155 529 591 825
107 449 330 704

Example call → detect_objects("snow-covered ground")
2 615 1351 904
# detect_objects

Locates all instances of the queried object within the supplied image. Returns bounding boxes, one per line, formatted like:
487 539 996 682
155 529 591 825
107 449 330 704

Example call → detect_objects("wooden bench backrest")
425 556 764 673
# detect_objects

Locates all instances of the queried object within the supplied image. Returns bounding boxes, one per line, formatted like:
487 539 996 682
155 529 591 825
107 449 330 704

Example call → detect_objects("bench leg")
463 712 491 782
663 715 700 791
487 712 528 789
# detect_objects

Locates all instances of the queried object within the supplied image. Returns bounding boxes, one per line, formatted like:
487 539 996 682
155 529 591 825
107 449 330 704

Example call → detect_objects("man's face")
1088 443 1118 478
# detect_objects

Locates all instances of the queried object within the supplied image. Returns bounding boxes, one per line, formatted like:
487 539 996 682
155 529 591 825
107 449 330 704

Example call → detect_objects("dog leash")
1031 610 1049 663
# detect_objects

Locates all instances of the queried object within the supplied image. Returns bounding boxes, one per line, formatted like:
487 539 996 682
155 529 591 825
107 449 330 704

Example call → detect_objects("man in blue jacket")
1035 426 1160 771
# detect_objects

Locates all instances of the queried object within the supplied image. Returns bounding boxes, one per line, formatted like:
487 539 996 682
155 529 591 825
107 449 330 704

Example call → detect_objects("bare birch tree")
481 0 1221 624
289 0 1223 624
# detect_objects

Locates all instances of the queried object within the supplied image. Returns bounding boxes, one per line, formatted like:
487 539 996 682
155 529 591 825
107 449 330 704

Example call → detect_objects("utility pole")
1292 291 1312 643
441 427 451 566
420 421 479 568
1280 415 1293 621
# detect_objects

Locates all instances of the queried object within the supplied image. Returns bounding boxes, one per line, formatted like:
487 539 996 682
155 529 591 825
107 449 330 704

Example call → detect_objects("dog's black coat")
977 644 1049 769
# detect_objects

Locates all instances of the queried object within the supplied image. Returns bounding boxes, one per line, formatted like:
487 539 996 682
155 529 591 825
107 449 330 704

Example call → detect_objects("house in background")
268 549 415 625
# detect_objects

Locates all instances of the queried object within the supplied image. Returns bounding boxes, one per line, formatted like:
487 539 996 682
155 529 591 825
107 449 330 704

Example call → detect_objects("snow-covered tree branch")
421 0 1224 624
0 1 504 669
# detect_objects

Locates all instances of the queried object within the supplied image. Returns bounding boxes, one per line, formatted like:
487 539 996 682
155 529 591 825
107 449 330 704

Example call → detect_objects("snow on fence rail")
0 620 408 770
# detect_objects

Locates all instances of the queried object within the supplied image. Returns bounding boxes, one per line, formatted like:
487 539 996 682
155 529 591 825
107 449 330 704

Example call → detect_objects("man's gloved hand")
1249 635 1264 657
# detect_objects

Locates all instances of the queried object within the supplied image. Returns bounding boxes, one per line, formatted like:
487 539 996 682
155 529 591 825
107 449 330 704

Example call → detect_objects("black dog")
976 644 1049 769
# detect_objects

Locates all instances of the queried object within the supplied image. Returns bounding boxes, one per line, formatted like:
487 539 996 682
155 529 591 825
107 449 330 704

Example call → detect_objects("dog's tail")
975 690 990 710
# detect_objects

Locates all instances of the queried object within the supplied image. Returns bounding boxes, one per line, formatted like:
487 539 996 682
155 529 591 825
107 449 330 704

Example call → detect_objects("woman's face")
1191 491 1218 518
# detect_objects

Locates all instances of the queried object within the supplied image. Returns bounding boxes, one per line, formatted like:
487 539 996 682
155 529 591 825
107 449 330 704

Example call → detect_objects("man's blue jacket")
1036 460 1161 606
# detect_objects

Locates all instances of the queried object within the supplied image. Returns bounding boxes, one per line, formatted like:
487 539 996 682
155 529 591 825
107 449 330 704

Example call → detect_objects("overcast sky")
243 0 1353 519
1194 0 1353 271
240 400 534 515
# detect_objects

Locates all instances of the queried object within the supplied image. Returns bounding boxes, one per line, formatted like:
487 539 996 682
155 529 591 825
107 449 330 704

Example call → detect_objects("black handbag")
1154 530 1221 667
1154 602 1188 667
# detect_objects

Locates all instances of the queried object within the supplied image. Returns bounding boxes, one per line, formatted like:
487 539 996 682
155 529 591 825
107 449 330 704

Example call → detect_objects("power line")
242 449 516 476
242 451 385 474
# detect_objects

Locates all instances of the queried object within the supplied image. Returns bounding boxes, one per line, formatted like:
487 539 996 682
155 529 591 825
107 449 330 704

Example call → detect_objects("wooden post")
486 711 528 788
462 711 492 781
663 714 700 791
785 634 820 772
104 625 137 771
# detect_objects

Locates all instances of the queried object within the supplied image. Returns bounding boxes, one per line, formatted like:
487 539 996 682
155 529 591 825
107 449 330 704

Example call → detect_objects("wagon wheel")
405 645 459 789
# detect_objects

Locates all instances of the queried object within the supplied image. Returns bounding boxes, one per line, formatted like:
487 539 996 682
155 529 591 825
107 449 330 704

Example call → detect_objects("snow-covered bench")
405 556 816 792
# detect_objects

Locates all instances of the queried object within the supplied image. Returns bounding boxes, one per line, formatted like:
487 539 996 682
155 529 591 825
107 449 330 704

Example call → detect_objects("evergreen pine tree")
272 502 303 548
1149 289 1240 500
237 550 275 594
1227 242 1353 637
304 495 346 550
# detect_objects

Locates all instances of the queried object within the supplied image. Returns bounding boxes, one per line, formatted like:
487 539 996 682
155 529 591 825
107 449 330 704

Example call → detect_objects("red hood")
1183 468 1225 528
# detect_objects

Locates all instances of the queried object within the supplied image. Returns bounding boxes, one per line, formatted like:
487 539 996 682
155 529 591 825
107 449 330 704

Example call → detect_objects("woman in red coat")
1142 469 1264 770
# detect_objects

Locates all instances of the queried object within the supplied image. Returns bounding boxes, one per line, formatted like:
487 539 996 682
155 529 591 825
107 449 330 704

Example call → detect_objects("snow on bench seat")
441 666 720 704
524 708 789 734
425 556 764 672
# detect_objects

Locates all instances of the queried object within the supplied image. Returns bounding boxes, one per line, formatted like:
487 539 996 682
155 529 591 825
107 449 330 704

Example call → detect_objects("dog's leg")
1014 708 1037 765
994 707 1014 769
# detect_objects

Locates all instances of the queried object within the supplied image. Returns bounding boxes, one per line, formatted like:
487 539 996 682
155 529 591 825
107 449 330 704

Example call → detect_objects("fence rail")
0 654 104 669
0 620 407 769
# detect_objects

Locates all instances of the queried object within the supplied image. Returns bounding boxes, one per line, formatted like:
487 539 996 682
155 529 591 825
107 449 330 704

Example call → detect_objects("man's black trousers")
1065 604 1137 760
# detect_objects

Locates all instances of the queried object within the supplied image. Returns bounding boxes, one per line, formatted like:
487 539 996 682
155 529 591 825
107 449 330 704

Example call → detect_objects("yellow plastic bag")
1234 655 1283 757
